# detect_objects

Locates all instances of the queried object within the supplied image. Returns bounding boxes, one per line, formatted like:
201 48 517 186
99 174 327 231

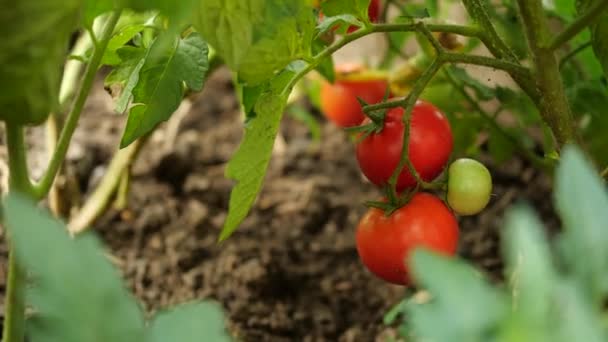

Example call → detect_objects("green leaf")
554 145 608 302
495 86 541 125
488 126 516 164
316 14 363 37
406 250 508 342
447 66 495 101
424 0 439 16
102 24 147 66
221 68 298 241
502 206 556 326
120 33 209 147
146 302 232 342
0 0 81 125
105 46 151 113
193 0 315 86
551 281 607 342
312 39 335 82
552 0 576 19
321 0 371 21
83 0 114 29
576 0 608 79
3 193 145 342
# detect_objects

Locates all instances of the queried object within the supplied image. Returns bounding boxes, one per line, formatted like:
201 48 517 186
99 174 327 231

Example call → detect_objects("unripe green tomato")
447 158 492 216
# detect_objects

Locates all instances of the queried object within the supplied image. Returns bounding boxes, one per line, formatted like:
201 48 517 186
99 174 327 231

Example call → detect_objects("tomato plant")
356 192 459 285
320 65 389 127
447 158 493 216
356 101 453 191
2 0 608 340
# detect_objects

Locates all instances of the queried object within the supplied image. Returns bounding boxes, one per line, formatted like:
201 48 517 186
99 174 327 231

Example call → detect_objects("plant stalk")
3 123 36 342
32 9 122 200
516 0 579 148
548 0 608 50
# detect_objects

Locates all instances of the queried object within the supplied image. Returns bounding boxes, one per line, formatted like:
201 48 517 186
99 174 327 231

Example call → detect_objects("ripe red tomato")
320 67 389 127
356 192 459 285
355 101 453 190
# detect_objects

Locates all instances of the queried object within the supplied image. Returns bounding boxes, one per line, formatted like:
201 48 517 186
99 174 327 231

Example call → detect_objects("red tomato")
356 192 459 285
320 71 389 127
355 101 453 190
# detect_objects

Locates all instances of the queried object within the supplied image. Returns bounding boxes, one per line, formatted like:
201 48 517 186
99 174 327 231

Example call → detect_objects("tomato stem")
547 0 608 50
516 0 580 148
31 9 122 200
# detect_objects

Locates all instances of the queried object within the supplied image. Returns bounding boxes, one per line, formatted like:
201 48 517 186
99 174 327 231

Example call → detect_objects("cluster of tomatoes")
319 65 492 286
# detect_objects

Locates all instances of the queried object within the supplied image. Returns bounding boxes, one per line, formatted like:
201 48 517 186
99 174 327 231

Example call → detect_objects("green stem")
461 0 541 103
547 0 608 50
601 166 608 180
389 60 444 194
461 0 519 62
2 123 34 342
32 9 121 200
516 0 578 148
283 22 483 94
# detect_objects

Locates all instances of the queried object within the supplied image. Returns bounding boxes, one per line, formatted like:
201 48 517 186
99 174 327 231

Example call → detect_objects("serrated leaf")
503 206 556 325
554 145 608 302
193 0 315 86
146 302 232 342
221 68 299 241
406 250 508 342
3 193 145 342
0 0 81 125
321 0 371 21
120 33 209 147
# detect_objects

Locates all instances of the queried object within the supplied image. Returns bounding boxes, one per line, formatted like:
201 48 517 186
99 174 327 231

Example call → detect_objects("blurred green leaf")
503 206 556 327
406 250 508 342
554 145 608 303
488 126 516 164
312 39 335 82
3 193 145 342
83 0 114 29
120 33 209 147
424 0 439 16
0 0 81 125
146 302 232 342
576 0 608 80
495 86 541 125
551 281 606 342
448 66 495 101
193 0 315 86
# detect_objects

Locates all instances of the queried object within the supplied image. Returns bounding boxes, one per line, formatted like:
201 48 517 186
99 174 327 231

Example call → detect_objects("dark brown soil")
0 69 557 341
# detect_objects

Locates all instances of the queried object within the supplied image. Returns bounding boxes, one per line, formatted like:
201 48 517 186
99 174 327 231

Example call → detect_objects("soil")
0 68 557 342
